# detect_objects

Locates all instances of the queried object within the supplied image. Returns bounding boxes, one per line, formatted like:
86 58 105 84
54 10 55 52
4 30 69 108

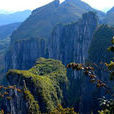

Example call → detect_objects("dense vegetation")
88 25 114 64
0 1 114 113
4 58 68 113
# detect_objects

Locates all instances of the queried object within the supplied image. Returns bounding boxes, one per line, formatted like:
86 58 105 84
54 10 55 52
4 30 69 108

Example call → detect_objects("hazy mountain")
0 22 21 53
0 10 31 26
103 7 114 25
0 22 21 80
0 22 21 40
10 0 105 43
0 10 11 14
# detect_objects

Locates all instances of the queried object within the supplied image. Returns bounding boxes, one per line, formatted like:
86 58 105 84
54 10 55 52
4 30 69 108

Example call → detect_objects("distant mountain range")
103 7 114 25
0 22 21 77
10 0 106 43
0 10 31 26
0 22 21 40
0 10 12 14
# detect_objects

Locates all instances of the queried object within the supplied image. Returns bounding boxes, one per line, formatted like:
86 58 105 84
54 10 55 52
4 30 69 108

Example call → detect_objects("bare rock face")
4 12 99 113
5 12 98 72
5 38 47 71
49 12 98 113
50 12 98 65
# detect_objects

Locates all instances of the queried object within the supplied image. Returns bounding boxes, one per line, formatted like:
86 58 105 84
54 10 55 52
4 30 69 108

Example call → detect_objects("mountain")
0 10 31 26
4 19 114 113
4 12 99 113
0 23 21 82
2 58 68 113
10 0 105 43
50 11 98 65
0 22 21 40
5 12 98 71
103 7 114 25
2 0 113 113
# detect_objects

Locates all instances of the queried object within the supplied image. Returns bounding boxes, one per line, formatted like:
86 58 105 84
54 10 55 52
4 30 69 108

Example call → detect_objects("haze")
0 0 113 12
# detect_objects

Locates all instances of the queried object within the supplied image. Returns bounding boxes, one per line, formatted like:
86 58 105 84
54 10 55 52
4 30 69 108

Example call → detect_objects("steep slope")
0 23 21 82
103 7 114 25
49 12 98 113
0 22 21 40
4 12 99 113
0 22 21 54
88 25 114 64
5 12 98 71
88 25 114 84
10 0 104 43
2 58 68 113
50 11 98 65
0 10 31 26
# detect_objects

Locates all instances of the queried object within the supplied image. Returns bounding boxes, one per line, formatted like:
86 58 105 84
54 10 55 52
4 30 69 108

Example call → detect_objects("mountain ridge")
0 10 31 26
10 0 105 43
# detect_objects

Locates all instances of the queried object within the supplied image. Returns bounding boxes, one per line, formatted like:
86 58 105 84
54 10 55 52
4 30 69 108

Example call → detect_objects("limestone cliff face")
5 38 47 71
50 12 99 113
50 12 98 65
5 12 98 72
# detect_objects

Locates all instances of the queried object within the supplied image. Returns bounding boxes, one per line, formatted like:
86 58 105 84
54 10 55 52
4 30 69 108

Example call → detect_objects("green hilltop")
7 58 68 113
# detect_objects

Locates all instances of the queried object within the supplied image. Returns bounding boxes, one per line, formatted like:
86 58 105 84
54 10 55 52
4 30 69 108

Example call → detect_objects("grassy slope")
7 58 68 113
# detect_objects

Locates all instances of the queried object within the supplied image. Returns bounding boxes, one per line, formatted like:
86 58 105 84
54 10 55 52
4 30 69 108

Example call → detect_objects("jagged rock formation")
5 12 98 72
10 0 104 43
2 58 68 114
103 7 114 25
50 11 99 113
4 12 98 113
88 25 114 87
50 11 98 65
3 1 110 113
5 38 47 70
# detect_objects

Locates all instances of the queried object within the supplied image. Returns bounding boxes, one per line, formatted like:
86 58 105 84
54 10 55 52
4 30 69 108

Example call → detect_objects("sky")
0 0 113 13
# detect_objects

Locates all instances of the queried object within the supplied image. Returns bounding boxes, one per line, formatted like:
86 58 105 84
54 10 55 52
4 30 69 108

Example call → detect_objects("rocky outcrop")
5 12 98 72
4 11 100 113
50 11 98 65
50 11 99 113
2 58 68 114
5 38 47 71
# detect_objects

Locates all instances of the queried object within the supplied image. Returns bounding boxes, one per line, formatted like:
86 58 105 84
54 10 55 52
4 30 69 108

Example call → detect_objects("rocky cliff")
2 58 68 114
50 11 99 113
5 12 98 72
5 38 47 71
50 11 98 65
10 0 104 43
